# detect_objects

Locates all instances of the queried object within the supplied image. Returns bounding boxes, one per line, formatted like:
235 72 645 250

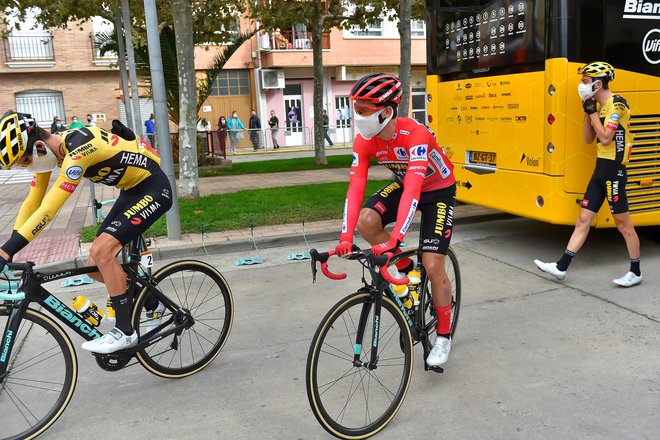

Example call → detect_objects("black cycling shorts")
581 158 629 215
364 180 456 255
96 168 173 245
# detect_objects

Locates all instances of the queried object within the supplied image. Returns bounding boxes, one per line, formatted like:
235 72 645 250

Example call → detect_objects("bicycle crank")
94 352 132 371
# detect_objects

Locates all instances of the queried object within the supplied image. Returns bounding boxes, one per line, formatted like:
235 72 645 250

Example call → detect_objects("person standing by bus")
534 62 642 287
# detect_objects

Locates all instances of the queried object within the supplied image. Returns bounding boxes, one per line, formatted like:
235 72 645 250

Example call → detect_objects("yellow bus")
426 0 660 227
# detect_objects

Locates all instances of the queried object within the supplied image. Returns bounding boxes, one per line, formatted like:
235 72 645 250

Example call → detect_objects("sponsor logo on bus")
642 29 660 64
623 1 660 20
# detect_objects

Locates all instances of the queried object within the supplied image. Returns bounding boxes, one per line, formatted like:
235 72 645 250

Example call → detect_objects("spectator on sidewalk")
268 110 280 149
249 110 261 151
86 114 97 127
227 110 245 154
51 116 66 134
144 113 156 147
197 117 211 154
217 116 228 155
69 116 84 130
322 109 334 146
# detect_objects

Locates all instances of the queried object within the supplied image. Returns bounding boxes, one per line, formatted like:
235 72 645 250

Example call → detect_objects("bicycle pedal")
427 365 444 373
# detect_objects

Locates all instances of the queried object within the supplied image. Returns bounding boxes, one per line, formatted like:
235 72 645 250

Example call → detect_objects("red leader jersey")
341 117 455 243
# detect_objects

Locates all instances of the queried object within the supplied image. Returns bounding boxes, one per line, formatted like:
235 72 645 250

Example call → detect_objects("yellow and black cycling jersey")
12 126 161 248
596 95 633 165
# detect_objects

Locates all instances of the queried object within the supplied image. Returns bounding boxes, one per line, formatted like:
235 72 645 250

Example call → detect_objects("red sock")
435 304 452 335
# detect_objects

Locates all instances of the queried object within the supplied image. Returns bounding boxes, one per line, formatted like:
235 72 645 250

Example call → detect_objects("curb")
37 211 514 272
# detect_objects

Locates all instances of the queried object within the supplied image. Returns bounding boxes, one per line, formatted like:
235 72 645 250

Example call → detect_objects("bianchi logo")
642 28 660 64
623 1 660 19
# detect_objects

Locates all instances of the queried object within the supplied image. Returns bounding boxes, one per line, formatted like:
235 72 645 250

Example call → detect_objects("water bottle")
72 296 104 327
390 272 413 309
407 269 422 307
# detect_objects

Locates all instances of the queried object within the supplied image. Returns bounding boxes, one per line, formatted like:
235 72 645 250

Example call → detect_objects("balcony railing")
261 30 330 51
90 32 117 62
3 32 55 62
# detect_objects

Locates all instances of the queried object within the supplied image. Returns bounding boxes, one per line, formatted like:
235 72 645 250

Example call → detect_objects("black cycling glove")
111 120 137 141
582 98 598 115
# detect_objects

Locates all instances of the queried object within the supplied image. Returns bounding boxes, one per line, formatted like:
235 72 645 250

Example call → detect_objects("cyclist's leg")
83 171 172 351
419 184 456 336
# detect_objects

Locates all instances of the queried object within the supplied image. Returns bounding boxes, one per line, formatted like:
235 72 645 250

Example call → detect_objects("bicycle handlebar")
309 248 409 285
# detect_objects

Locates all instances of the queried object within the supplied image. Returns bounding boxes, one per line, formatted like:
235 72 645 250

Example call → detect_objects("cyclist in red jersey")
335 73 457 367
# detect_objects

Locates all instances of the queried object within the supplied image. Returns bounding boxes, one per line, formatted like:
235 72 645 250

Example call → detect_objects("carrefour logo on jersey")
65 165 83 181
352 153 359 167
394 147 408 160
409 145 428 162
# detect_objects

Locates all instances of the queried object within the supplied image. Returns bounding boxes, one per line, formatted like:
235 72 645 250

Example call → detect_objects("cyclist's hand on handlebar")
335 241 354 258
371 237 401 256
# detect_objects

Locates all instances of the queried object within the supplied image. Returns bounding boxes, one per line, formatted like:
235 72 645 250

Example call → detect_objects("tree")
250 1 386 165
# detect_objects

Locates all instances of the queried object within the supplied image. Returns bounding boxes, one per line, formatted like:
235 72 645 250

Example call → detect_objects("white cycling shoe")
426 336 451 367
533 259 567 281
81 328 138 354
613 271 643 287
146 302 166 332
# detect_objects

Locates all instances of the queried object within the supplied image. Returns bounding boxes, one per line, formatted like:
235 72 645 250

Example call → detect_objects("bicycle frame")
0 245 190 381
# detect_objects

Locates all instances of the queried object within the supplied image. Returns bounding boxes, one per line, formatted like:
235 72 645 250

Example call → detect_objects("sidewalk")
0 151 507 268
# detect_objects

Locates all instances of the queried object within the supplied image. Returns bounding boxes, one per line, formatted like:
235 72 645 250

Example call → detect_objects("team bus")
426 0 660 226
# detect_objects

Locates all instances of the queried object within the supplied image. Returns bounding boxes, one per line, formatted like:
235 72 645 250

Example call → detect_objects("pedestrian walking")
227 111 245 154
249 110 261 151
268 110 280 149
534 62 642 287
144 113 156 147
217 116 228 155
322 109 334 146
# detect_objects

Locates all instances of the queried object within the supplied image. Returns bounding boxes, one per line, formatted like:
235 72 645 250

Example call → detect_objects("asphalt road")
14 217 660 440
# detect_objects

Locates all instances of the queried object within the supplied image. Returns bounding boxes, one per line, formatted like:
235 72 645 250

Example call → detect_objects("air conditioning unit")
261 69 285 89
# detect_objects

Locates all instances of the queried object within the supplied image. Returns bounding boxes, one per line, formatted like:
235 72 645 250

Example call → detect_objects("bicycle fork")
352 290 382 370
0 303 26 384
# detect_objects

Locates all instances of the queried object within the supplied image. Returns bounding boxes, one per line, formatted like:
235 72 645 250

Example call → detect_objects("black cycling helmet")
349 73 402 106
0 110 37 169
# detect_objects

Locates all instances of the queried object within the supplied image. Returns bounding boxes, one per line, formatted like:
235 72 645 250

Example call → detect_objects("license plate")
140 251 154 268
470 151 496 165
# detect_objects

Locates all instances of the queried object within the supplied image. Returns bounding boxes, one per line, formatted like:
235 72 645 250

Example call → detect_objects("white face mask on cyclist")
354 107 393 140
26 144 58 173
578 80 601 100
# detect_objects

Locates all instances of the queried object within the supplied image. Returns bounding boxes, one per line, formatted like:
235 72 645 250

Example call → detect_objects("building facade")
2 12 428 150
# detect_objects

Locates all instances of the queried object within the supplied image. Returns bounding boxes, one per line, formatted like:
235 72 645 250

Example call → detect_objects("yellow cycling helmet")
578 61 615 82
0 110 37 169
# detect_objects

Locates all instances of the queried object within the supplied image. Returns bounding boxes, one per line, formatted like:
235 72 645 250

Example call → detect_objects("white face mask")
26 144 58 173
354 107 393 140
578 80 601 100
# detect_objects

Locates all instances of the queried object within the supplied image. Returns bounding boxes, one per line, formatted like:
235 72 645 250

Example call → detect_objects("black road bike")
0 236 234 440
306 246 461 439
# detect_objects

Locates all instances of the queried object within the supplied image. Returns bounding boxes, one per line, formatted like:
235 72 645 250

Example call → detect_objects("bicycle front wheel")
306 292 413 439
0 306 77 440
132 260 234 379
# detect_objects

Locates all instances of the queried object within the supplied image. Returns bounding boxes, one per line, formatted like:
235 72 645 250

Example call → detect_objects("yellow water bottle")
72 296 104 327
407 269 422 307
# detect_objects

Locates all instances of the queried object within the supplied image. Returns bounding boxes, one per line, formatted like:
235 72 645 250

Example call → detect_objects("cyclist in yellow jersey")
534 62 642 287
0 111 172 352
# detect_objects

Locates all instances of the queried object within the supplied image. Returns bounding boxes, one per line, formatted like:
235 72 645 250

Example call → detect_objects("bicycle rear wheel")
132 260 233 379
306 292 413 439
0 306 77 440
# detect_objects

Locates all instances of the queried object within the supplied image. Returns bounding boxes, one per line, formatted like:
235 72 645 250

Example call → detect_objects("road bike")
0 235 234 440
306 246 461 439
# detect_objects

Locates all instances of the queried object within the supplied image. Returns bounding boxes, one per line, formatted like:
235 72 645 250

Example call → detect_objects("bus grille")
626 114 660 214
